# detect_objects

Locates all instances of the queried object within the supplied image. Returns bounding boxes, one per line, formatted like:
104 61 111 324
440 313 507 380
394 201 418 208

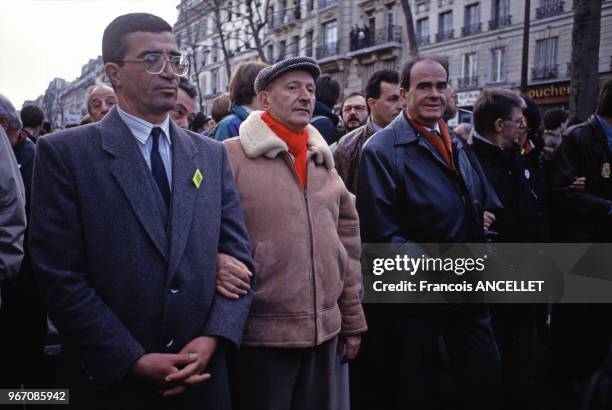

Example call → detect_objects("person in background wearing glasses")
334 69 401 195
471 89 550 409
340 92 368 134
170 77 197 130
29 13 254 409
356 57 501 410
86 83 117 123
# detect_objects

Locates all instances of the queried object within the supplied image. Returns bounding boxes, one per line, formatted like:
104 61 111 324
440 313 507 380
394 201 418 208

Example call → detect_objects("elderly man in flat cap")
222 56 367 410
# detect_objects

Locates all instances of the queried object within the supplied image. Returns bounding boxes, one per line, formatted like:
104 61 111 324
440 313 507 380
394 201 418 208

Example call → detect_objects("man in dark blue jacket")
311 75 340 145
215 62 267 141
357 57 501 410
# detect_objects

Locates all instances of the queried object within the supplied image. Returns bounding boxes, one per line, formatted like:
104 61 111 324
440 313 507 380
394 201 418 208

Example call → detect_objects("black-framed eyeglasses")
122 53 190 77
503 116 527 127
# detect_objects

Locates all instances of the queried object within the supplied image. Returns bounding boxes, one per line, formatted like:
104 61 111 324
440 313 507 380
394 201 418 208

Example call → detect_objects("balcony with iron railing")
489 15 512 30
457 76 479 90
316 41 339 59
436 29 454 42
417 35 430 47
532 64 559 80
536 1 564 19
319 0 337 9
271 10 299 29
461 22 482 37
349 25 402 52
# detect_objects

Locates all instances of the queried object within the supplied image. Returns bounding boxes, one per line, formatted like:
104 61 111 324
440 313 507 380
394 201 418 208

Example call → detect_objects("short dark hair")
400 56 449 91
365 69 400 101
190 112 209 132
20 105 45 128
102 13 173 65
543 108 568 130
522 95 542 134
315 75 340 108
179 77 198 99
597 80 612 117
473 88 525 136
229 62 268 106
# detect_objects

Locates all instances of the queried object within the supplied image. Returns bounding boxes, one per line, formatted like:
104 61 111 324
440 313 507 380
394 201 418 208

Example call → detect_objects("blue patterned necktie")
150 127 171 209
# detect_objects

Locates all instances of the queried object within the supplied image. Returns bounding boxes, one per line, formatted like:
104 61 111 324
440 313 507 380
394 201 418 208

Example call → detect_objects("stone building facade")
264 0 612 113
413 0 612 112
264 0 405 103
60 56 108 126
174 0 260 115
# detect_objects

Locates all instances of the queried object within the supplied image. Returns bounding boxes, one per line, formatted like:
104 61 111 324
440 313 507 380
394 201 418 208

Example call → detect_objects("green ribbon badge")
193 169 203 189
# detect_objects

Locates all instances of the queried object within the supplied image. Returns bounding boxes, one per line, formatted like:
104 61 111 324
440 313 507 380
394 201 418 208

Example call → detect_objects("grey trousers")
233 336 348 410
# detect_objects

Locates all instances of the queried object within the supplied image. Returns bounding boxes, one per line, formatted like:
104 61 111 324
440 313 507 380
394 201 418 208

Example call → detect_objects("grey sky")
0 0 179 109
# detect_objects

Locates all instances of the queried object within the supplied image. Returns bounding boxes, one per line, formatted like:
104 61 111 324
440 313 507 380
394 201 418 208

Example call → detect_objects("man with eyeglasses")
340 92 368 134
29 13 254 409
471 89 550 408
470 89 547 245
356 57 501 410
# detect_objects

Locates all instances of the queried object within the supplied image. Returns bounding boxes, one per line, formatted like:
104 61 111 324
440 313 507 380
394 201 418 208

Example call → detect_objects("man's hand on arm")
159 336 218 397
216 252 252 299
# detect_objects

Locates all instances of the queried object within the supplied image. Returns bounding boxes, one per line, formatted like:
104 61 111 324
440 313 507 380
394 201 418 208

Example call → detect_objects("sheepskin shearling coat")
223 111 367 348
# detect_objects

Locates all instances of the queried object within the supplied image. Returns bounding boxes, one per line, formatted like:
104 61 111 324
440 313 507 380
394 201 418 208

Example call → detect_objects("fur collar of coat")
237 110 335 170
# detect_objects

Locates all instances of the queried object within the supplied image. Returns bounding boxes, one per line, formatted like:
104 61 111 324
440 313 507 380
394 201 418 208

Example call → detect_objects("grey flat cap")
254 56 321 93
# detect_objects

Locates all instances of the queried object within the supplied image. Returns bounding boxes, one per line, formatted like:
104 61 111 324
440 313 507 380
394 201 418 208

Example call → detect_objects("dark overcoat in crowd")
354 112 502 410
29 108 254 409
471 137 550 242
0 136 48 389
549 115 612 407
357 113 500 245
551 115 612 241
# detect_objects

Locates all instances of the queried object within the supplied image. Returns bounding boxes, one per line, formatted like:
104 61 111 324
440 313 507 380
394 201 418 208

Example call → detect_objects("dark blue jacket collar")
313 101 339 126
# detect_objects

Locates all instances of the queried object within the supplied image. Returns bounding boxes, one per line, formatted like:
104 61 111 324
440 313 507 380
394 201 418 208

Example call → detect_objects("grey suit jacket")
0 127 26 288
30 108 254 408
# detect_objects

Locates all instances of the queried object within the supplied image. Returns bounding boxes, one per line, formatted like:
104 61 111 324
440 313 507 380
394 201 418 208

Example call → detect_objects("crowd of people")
1 11 612 410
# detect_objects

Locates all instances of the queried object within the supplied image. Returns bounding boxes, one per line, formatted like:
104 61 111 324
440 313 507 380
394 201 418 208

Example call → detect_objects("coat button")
165 339 174 348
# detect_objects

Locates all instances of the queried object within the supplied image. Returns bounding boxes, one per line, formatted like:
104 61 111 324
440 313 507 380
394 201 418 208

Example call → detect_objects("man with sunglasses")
29 13 253 409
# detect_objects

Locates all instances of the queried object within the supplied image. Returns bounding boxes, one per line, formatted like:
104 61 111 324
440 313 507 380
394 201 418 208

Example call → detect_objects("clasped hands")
131 336 217 397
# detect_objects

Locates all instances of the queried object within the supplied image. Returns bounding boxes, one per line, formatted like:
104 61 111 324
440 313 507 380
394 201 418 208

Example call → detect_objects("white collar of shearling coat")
238 110 334 170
